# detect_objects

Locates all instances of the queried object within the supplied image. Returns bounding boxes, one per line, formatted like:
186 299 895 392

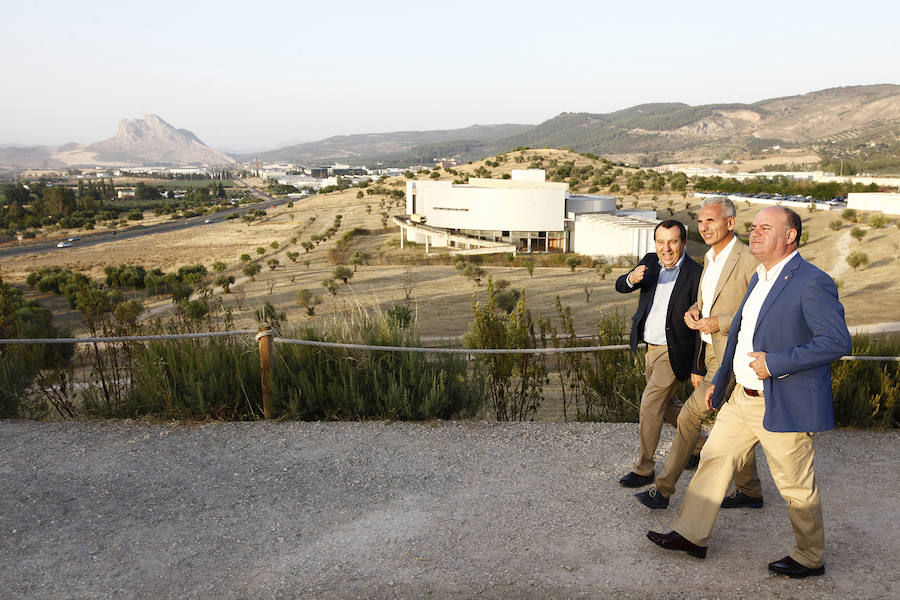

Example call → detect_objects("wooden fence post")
256 326 275 419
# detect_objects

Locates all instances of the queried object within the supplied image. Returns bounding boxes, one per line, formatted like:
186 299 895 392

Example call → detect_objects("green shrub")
463 277 544 421
832 335 899 427
272 309 479 420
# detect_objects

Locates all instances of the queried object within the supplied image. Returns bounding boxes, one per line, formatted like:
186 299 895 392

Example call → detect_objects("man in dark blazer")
615 219 703 488
647 206 851 578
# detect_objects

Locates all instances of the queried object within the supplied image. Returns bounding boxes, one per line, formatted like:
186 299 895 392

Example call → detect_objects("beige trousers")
655 344 762 499
633 344 682 476
672 386 826 568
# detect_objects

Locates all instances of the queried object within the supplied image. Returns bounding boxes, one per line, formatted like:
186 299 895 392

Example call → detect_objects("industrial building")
400 169 658 258
847 192 900 215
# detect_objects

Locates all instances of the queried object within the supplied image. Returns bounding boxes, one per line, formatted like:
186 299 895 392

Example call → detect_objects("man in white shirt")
635 197 762 510
647 206 851 578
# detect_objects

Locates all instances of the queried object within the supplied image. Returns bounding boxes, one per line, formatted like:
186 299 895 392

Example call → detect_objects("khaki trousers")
633 344 682 476
672 386 826 568
655 344 762 499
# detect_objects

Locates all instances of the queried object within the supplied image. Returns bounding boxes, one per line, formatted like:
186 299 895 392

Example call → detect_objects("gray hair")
700 196 736 219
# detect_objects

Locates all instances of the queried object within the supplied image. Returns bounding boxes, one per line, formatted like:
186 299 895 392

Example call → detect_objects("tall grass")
5 296 898 426
539 299 646 422
272 306 480 420
832 334 899 428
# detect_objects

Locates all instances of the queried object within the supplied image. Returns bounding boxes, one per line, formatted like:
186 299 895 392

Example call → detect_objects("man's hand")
628 265 647 285
684 306 701 330
748 351 770 380
705 385 716 411
691 373 703 389
698 316 720 335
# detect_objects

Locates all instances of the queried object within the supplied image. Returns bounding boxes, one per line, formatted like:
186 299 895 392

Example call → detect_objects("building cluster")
258 162 413 191
400 169 659 258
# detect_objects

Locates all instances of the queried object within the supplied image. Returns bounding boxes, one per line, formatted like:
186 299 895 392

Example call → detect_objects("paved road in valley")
0 180 295 258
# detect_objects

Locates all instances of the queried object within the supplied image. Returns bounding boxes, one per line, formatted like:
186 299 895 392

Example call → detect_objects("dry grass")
4 151 899 338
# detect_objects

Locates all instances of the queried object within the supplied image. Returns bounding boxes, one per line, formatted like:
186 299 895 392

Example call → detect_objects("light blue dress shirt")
642 253 685 345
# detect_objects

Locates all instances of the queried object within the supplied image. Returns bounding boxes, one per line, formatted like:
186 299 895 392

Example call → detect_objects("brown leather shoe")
768 556 825 578
647 530 707 559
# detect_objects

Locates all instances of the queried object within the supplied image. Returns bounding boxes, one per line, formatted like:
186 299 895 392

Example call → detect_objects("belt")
646 343 666 348
741 385 763 397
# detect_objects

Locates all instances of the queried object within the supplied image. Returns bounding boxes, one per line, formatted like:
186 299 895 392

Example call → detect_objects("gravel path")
1 421 896 599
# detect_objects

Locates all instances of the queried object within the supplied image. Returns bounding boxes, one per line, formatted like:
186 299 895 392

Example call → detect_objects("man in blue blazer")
614 219 703 488
647 206 851 578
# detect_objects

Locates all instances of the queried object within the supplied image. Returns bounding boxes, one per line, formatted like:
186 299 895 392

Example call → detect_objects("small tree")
267 258 280 271
332 265 353 283
799 231 809 246
301 240 314 253
870 214 887 229
846 251 869 270
322 279 339 296
242 263 261 281
286 251 300 262
524 259 535 278
212 260 227 273
566 256 582 272
842 208 858 223
596 263 612 280
270 241 279 250
850 227 867 243
829 220 842 231
240 253 251 263
296 289 322 316
350 251 368 272
215 274 235 293
256 247 266 255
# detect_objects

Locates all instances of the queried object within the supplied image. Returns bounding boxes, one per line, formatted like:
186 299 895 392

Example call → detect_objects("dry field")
4 152 900 340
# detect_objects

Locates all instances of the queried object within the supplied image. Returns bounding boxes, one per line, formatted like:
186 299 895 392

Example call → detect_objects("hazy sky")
2 0 898 151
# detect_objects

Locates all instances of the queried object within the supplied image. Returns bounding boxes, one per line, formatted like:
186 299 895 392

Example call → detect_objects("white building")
847 192 900 215
403 169 658 257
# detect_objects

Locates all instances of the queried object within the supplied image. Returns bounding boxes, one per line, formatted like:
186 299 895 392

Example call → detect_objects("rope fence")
2 327 898 419
1 329 897 360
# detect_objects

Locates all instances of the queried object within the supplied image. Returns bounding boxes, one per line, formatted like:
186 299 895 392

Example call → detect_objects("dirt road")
1 421 896 599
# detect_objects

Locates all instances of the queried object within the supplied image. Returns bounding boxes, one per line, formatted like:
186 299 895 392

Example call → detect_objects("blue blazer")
710 254 851 432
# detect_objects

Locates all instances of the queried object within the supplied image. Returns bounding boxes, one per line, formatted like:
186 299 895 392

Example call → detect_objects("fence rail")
2 329 898 360
2 328 898 420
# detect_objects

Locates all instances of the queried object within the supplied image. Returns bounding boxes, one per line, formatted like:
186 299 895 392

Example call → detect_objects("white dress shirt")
641 253 685 346
733 250 799 391
699 235 737 345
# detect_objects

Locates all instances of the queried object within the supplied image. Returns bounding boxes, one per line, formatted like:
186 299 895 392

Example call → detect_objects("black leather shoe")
619 471 654 488
684 454 700 470
721 490 764 509
647 530 707 559
768 556 825 578
635 487 669 509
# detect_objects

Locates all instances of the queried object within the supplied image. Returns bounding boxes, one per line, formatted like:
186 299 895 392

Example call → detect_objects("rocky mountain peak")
87 114 234 166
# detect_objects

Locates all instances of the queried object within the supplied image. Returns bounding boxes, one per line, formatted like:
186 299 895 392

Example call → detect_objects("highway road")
0 180 298 259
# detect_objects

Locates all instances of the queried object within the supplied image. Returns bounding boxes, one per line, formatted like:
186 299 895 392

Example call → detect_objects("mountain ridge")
1 84 897 170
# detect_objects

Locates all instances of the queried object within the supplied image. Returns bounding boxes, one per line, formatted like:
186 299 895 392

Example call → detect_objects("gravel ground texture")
1 420 897 600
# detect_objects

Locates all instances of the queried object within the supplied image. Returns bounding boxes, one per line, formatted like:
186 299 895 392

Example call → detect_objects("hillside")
1 85 898 172
238 123 532 165
252 85 900 168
